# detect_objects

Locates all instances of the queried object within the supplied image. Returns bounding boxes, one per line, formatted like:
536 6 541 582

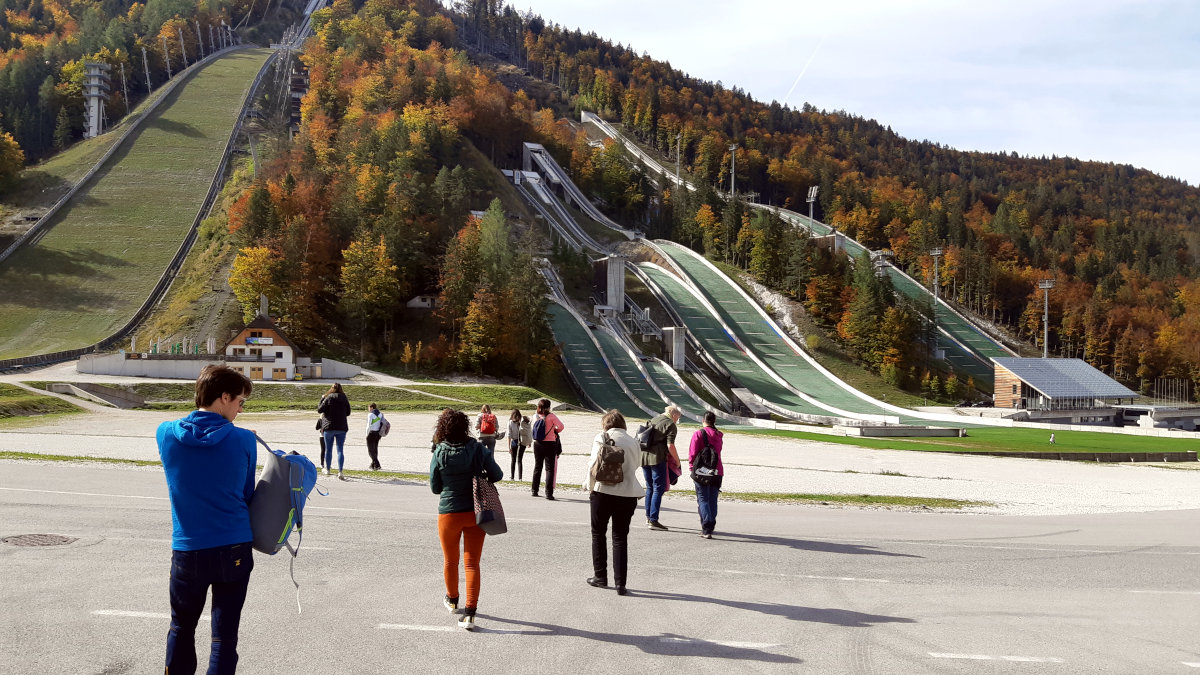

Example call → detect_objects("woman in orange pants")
429 409 503 630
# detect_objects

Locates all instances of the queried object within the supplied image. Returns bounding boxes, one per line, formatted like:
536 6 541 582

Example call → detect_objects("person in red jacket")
688 411 724 538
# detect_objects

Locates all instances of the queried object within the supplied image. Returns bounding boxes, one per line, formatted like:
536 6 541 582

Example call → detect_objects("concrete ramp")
47 383 145 409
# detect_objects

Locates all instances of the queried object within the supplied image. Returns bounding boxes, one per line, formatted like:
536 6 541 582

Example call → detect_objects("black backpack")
591 436 625 485
691 432 720 486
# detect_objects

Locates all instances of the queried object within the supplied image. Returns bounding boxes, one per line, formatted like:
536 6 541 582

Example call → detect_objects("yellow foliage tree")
228 247 281 323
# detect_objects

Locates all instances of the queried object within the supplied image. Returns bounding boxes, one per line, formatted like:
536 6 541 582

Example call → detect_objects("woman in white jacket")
583 409 645 596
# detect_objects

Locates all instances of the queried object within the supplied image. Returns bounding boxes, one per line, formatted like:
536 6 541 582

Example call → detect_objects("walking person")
366 403 384 471
318 383 351 479
157 365 257 674
584 410 644 596
530 398 565 500
507 409 526 481
430 409 504 630
642 405 681 531
474 404 502 453
688 411 724 538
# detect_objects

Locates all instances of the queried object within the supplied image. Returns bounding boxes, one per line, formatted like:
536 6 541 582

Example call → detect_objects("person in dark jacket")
642 405 681 531
317 383 351 479
430 409 503 630
157 365 256 674
688 411 725 538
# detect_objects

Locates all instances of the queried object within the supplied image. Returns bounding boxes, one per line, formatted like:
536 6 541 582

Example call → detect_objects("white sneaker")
458 612 475 630
338 471 345 480
323 467 330 476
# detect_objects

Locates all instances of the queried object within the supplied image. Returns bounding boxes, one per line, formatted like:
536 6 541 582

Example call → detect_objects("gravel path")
3 405 1198 517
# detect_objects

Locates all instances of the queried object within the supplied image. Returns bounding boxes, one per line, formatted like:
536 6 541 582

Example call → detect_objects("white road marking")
1181 662 1200 667
0 487 166 500
378 624 455 632
660 637 782 649
929 653 1063 663
1128 590 1200 595
94 610 208 620
649 564 889 584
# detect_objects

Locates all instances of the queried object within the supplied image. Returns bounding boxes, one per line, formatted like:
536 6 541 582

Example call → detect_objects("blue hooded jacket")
157 410 257 551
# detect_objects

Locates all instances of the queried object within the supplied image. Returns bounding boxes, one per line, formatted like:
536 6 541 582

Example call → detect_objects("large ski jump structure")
515 134 1012 434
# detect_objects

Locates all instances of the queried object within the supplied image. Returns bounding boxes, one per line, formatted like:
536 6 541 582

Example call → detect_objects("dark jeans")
531 440 559 496
696 478 722 534
509 438 525 480
642 462 667 522
366 430 381 470
166 542 254 675
590 491 638 586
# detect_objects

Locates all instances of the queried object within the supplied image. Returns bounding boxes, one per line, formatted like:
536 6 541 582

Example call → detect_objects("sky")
507 0 1200 187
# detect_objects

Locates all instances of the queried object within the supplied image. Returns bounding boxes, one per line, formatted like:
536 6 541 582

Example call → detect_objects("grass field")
25 381 557 414
0 383 82 420
0 49 272 359
744 425 1198 455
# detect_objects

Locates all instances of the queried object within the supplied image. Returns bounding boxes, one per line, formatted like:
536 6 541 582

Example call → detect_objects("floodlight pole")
675 132 682 187
728 143 737 200
806 185 819 230
161 36 172 79
178 26 190 68
142 47 152 93
929 248 943 304
1039 279 1056 358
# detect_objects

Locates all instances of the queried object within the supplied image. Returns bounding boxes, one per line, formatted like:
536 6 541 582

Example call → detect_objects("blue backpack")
249 435 323 611
531 415 547 441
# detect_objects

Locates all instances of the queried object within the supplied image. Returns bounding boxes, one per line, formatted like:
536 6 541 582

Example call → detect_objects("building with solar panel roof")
991 358 1141 425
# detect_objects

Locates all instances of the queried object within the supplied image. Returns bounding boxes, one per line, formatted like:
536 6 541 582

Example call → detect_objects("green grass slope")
0 49 272 359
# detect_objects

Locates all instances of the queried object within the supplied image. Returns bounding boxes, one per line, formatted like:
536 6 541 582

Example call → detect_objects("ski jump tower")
83 62 113 138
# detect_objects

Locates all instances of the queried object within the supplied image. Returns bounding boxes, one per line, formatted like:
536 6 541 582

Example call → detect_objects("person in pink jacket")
531 398 565 500
688 411 724 538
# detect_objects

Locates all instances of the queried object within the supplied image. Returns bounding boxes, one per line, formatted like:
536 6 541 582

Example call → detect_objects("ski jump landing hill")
581 111 1016 391
515 138 981 435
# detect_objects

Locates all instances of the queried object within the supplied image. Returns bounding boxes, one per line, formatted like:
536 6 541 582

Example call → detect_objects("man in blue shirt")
157 365 256 674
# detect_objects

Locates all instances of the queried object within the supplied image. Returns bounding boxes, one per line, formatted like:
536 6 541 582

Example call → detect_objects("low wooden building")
992 357 1137 410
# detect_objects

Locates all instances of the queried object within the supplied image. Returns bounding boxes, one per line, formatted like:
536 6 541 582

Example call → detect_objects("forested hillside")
459 2 1199 397
0 0 298 174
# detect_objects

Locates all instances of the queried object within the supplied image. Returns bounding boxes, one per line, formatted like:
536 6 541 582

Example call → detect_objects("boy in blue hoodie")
157 365 256 674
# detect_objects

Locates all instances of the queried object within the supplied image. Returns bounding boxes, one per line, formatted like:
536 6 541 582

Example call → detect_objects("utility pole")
161 35 172 79
177 26 189 68
728 143 737 199
1039 279 1056 358
142 47 152 93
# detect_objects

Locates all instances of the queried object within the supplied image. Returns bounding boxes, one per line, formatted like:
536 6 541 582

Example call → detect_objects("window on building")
1012 385 1018 395
233 348 245 356
276 351 283 359
250 331 262 338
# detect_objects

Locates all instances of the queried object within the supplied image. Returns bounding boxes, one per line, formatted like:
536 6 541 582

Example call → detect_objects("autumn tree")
339 232 401 360
228 247 282 324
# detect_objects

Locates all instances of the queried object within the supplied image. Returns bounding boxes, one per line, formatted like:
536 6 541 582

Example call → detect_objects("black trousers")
366 431 381 470
509 438 525 480
590 491 638 586
530 440 559 496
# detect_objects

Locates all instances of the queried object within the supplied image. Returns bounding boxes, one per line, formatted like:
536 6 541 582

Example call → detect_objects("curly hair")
433 408 470 445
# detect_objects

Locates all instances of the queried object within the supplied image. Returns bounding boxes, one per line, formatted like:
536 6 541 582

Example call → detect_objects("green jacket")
640 413 677 466
430 438 504 514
